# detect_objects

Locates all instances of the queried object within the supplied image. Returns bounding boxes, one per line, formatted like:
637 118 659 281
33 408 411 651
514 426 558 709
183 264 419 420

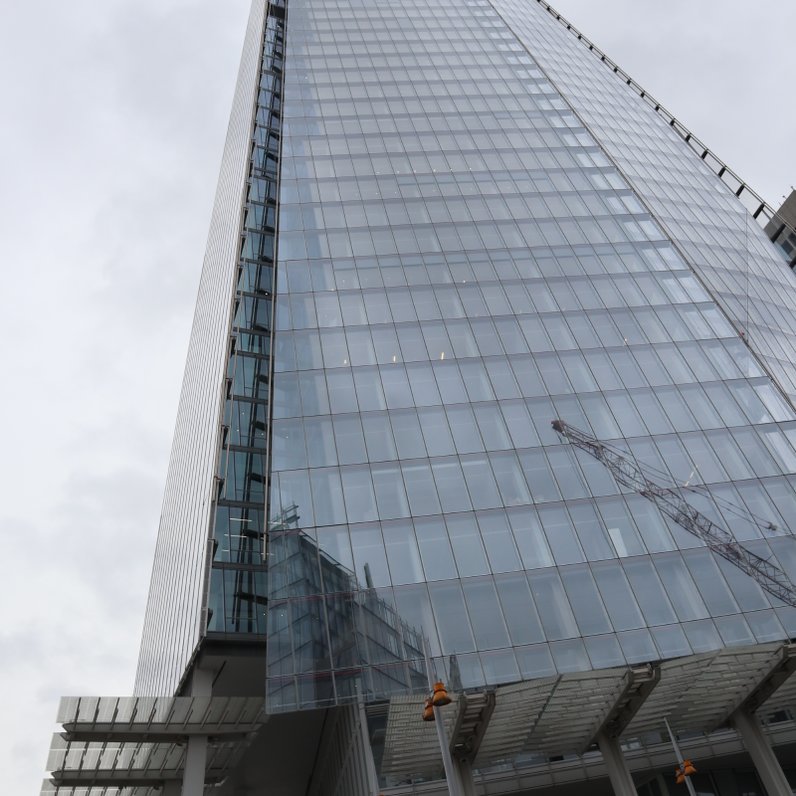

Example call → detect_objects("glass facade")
265 0 796 712
136 0 796 713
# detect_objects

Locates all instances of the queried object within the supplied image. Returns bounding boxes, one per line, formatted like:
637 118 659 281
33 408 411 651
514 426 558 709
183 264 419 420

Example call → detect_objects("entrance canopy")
377 642 796 783
42 696 265 795
42 645 796 793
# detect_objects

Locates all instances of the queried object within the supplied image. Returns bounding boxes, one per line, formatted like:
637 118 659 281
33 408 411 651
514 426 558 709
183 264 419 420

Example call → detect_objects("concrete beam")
734 643 796 718
62 727 251 743
589 665 659 752
450 691 496 764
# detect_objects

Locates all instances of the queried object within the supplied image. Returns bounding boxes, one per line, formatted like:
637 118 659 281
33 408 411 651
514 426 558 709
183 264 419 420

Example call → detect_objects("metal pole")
663 717 697 796
423 638 462 796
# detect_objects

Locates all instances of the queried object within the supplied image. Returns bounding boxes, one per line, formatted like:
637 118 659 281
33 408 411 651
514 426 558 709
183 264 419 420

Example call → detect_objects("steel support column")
455 758 477 796
180 664 212 795
732 709 792 796
181 735 208 796
596 732 637 796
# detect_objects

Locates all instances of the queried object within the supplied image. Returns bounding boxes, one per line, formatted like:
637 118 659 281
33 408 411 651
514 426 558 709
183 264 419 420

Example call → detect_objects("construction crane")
551 419 796 608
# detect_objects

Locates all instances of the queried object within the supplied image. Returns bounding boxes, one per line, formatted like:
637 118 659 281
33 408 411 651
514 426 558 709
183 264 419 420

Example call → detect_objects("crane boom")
551 419 796 608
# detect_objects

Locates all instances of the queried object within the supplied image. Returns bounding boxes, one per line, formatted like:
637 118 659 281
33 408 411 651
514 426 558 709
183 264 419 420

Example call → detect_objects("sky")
0 0 794 792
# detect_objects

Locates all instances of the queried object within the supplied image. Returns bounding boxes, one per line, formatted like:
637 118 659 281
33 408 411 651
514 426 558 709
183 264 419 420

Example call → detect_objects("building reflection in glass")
267 505 428 711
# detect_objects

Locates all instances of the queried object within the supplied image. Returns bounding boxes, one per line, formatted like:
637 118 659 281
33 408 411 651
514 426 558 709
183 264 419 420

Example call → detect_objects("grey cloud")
0 1 250 792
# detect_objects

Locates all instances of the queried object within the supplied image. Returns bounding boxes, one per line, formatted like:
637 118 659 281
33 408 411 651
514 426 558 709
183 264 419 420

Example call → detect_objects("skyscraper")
44 0 796 794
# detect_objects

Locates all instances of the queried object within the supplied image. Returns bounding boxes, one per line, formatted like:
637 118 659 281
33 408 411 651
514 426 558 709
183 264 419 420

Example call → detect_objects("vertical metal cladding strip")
134 0 269 695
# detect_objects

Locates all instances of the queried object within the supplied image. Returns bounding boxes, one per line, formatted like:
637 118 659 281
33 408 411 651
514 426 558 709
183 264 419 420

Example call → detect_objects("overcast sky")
1 1 794 792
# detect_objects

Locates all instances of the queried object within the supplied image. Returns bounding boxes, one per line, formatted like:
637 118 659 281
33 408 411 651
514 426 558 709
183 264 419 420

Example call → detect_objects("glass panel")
528 570 579 641
592 561 645 631
446 513 489 577
560 566 612 635
429 581 476 654
462 578 511 650
414 517 458 582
